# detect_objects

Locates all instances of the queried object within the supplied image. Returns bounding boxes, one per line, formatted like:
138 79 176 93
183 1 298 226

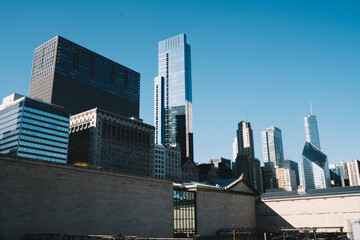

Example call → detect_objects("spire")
310 100 313 115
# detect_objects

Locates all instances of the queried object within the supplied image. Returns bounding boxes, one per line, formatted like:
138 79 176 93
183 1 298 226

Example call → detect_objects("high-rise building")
304 113 321 149
347 159 360 186
235 121 262 192
0 93 69 163
232 136 238 162
284 159 300 186
29 36 140 117
300 142 330 189
261 126 285 168
154 33 193 164
68 108 154 176
300 107 330 190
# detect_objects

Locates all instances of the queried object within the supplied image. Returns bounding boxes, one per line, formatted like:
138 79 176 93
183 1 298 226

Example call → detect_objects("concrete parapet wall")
0 155 173 240
257 193 360 232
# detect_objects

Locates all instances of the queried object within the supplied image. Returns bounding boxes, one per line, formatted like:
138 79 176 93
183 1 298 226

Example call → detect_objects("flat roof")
261 186 360 200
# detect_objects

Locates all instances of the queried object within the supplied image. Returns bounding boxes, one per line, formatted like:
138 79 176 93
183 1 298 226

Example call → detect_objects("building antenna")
310 100 313 115
245 108 248 122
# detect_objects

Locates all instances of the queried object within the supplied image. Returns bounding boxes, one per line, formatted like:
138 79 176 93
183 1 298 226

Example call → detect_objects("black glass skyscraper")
29 36 140 117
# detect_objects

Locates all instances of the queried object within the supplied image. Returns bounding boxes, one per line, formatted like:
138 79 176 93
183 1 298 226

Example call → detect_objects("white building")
347 159 360 186
275 168 297 191
154 144 181 181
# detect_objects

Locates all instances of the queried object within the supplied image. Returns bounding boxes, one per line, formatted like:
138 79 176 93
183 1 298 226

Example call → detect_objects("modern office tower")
304 111 321 149
154 33 193 164
29 36 140 117
300 142 330 189
347 159 360 186
233 136 238 162
329 164 343 186
209 157 231 169
68 108 154 176
0 93 69 163
275 168 297 191
300 108 330 189
284 159 300 186
261 126 285 168
154 144 181 181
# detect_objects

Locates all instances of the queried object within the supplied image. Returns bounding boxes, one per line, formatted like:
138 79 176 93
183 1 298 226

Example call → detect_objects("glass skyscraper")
0 93 69 163
304 114 321 149
300 109 330 189
29 36 140 117
154 34 193 163
261 126 285 168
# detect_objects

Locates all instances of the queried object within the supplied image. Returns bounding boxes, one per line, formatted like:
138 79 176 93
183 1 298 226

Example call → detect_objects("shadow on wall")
256 200 293 229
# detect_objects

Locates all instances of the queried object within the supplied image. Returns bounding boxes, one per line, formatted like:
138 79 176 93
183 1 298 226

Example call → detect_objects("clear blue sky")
1 0 359 166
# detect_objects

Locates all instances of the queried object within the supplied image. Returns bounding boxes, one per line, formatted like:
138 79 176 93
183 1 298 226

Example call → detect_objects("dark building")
234 121 263 192
284 159 300 186
68 108 154 176
198 163 218 182
29 36 140 117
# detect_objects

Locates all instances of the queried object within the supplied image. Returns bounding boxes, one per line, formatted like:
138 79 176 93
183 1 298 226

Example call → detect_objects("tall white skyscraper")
261 126 285 168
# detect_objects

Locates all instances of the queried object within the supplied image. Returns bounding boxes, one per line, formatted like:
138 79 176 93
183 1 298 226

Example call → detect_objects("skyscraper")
300 107 330 189
304 106 321 149
29 36 140 117
261 126 285 168
154 34 193 164
300 142 330 189
235 121 262 192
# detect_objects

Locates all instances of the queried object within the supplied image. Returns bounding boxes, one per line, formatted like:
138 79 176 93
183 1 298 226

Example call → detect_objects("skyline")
1 0 360 165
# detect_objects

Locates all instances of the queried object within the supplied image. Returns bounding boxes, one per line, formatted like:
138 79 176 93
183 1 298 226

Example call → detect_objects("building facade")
154 144 181 181
0 93 69 163
261 126 285 168
347 159 360 186
154 33 193 164
275 167 297 191
300 142 330 189
68 108 154 176
304 113 321 149
235 121 259 190
284 159 300 186
29 36 140 117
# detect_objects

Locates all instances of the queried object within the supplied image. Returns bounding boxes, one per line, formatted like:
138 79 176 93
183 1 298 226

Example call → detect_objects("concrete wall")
0 155 173 240
257 194 360 232
196 189 257 237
